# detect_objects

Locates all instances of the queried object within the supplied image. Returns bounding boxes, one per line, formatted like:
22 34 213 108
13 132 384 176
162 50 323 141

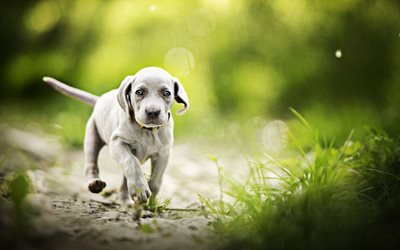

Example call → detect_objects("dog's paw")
87 178 106 193
119 191 134 205
127 178 152 204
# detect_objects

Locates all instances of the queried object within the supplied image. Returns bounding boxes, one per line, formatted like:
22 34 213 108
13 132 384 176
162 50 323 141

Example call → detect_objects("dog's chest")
128 129 172 163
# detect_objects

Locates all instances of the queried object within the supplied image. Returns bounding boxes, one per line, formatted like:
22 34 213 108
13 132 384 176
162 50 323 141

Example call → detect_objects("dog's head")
117 67 189 128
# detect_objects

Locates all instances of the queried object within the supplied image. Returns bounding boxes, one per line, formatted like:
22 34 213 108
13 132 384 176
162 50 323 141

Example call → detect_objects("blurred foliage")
0 0 399 146
202 121 400 250
9 174 31 209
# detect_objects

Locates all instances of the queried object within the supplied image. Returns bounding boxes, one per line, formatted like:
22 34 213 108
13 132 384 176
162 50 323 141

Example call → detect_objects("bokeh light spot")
149 5 157 12
24 0 60 34
335 49 342 58
262 120 289 152
164 48 195 77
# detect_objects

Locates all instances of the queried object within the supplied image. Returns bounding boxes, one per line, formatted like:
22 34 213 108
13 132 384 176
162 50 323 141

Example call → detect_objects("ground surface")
0 124 247 250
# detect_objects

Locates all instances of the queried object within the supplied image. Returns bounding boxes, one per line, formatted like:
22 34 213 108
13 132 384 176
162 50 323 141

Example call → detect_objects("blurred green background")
0 0 399 148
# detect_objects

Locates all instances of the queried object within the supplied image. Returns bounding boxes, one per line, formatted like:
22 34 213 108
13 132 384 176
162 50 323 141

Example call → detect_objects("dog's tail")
43 77 98 107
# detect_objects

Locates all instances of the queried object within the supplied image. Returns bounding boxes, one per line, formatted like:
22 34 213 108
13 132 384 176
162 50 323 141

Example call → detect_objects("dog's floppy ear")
117 75 135 121
173 78 189 115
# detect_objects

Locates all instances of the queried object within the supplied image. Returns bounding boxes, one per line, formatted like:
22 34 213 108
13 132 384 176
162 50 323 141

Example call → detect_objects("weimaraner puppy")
43 67 189 203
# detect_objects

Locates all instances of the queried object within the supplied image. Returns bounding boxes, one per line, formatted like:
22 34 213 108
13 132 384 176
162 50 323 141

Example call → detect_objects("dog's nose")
145 108 161 119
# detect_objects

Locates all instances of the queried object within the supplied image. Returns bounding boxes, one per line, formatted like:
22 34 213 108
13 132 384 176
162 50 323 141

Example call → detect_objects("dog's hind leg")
84 116 106 193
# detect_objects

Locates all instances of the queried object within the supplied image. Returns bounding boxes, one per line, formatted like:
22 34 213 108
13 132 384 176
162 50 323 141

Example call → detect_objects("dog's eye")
135 89 144 96
163 90 171 97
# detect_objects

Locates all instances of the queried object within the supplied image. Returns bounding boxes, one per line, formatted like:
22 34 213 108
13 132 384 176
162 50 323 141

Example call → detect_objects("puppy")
43 67 189 203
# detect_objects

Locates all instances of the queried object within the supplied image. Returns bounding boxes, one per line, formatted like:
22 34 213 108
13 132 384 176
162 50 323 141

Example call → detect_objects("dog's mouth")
136 118 167 129
136 112 171 129
138 122 162 129
135 112 171 129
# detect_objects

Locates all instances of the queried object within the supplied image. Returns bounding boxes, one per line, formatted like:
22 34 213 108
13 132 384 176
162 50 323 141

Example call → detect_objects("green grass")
200 112 400 250
144 196 171 214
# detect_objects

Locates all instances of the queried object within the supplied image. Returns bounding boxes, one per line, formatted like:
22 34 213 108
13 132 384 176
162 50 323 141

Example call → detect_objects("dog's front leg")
110 137 151 203
149 151 170 197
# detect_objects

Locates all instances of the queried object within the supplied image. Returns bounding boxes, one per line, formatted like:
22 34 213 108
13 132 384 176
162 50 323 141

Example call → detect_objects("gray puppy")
43 67 189 203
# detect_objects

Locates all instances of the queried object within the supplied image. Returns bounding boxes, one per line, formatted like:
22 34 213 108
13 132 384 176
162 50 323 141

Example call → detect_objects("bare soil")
0 125 247 250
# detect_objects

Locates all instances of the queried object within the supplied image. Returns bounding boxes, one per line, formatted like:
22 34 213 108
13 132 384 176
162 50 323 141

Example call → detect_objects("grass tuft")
200 113 400 250
144 196 171 214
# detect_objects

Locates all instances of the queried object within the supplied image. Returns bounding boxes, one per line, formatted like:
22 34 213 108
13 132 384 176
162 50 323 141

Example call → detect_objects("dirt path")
0 125 248 250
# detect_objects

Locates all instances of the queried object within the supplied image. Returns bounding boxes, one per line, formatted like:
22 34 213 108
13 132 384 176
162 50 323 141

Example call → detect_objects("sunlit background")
1 2 400 249
1 0 399 150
